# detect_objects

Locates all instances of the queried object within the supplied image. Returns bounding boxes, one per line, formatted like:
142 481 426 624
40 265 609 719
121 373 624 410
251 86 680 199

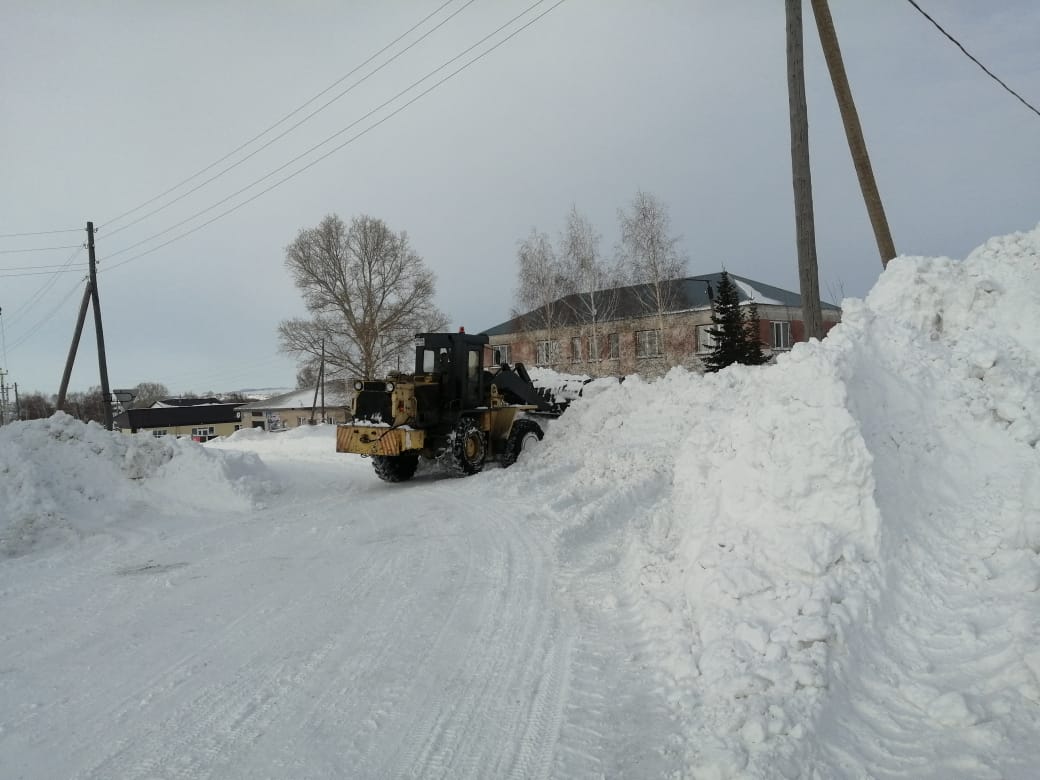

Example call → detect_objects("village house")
113 397 243 441
482 272 841 378
234 387 352 431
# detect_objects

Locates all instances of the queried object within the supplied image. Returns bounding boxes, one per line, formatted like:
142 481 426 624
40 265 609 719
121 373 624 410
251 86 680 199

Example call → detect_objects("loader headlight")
353 380 364 391
385 381 395 392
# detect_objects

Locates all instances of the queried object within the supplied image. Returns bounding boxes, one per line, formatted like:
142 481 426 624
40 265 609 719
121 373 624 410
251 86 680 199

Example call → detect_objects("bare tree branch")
279 214 448 379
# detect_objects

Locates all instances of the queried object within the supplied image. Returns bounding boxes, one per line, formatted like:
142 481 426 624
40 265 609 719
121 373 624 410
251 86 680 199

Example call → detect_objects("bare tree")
559 207 622 374
617 191 688 362
512 228 575 362
279 214 448 379
20 391 55 420
131 382 169 408
63 386 106 424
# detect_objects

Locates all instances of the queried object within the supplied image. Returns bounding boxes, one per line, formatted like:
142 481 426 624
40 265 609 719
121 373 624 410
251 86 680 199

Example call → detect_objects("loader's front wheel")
451 418 487 475
372 454 419 483
502 418 544 467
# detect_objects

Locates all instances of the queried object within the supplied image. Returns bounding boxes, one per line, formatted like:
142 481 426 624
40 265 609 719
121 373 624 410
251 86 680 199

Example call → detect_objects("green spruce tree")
740 299 769 365
703 271 745 372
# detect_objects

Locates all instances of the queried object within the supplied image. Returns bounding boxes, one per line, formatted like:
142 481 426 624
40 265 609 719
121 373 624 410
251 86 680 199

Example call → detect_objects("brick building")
481 272 841 378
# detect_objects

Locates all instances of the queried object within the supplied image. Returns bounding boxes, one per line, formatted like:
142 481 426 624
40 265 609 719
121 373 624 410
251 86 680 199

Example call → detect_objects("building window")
234 424 242 431
608 333 619 360
535 340 559 366
191 426 216 442
491 344 511 364
697 325 717 354
151 429 168 438
635 329 662 358
570 336 582 362
771 321 792 350
587 335 600 361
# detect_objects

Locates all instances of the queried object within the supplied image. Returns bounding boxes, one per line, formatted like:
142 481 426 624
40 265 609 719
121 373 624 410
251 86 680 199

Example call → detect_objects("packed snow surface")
1 226 1038 778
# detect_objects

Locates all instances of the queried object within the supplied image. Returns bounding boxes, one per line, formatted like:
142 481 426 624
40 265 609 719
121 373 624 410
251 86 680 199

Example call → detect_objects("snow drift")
493 225 1040 777
0 413 279 557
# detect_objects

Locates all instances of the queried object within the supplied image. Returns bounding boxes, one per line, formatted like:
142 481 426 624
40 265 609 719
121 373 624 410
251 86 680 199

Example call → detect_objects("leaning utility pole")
57 283 93 411
785 0 825 341
810 0 897 267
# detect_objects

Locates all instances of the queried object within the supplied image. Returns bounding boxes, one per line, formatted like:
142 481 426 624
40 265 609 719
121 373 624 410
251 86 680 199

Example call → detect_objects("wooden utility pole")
810 0 897 267
785 0 825 341
86 222 114 430
57 283 92 411
309 338 326 425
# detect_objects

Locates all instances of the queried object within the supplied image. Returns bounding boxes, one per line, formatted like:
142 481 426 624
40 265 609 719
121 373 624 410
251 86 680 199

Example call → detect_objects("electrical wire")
0 244 83 254
904 0 1040 119
0 262 89 272
0 267 89 278
100 0 565 272
99 0 462 232
0 228 82 238
4 276 87 355
101 0 480 240
2 246 85 328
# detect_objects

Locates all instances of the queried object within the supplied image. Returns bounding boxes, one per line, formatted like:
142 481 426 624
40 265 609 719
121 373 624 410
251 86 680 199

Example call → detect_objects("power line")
904 0 1040 119
0 262 89 272
3 246 85 327
100 0 462 232
5 276 87 354
101 0 565 272
0 228 82 238
102 0 479 240
0 266 89 278
0 244 83 254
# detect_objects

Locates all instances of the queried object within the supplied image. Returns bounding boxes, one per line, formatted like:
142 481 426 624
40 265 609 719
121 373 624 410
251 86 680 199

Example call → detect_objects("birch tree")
278 214 448 380
559 207 622 372
513 228 574 359
617 191 687 362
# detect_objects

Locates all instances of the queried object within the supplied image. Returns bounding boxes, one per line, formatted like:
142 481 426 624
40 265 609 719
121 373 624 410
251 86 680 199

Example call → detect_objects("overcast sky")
2 0 1038 397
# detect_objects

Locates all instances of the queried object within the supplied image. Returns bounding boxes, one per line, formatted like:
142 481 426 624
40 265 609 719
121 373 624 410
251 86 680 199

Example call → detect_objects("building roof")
482 272 840 336
235 387 352 412
150 397 223 407
115 402 242 431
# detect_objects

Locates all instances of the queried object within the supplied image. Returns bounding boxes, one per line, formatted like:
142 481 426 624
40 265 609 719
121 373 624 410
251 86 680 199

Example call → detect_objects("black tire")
372 454 419 483
450 417 487 475
502 418 544 467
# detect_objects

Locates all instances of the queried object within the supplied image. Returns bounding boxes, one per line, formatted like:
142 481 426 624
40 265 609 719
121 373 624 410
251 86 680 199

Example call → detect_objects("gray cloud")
2 0 1037 394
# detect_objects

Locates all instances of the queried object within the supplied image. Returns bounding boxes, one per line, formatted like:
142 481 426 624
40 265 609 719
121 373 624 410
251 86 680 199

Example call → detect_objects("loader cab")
414 332 489 413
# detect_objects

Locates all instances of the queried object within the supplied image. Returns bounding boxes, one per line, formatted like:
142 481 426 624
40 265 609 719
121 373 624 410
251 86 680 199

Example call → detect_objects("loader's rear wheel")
372 454 419 483
502 418 544 467
451 418 487 475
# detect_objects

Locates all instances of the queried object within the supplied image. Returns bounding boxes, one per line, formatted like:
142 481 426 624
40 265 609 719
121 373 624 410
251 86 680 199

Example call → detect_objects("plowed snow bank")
0 413 279 557
495 225 1040 777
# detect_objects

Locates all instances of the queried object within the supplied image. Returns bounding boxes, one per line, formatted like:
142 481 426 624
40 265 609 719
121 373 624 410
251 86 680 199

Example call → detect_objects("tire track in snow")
71 524 400 779
390 506 567 780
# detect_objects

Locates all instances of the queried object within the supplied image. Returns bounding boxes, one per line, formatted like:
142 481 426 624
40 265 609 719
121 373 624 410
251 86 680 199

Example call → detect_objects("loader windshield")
420 348 450 374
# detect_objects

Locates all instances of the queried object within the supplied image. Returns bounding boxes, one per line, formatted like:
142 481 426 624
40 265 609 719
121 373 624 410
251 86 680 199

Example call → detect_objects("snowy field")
2 226 1039 779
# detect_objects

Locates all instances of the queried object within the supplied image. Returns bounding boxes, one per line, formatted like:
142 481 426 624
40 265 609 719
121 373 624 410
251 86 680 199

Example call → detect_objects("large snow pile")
496 226 1040 777
0 413 279 557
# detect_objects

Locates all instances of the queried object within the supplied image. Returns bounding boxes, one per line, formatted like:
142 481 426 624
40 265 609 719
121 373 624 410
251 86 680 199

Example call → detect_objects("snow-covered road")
1 435 683 779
